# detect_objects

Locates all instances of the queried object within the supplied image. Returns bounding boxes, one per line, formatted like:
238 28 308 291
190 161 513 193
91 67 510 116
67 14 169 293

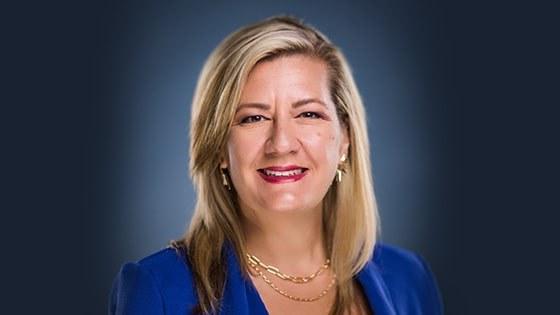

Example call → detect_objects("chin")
261 197 316 214
267 205 303 213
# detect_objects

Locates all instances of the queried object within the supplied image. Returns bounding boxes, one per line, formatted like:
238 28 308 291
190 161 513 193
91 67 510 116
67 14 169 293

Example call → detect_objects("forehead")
239 55 332 106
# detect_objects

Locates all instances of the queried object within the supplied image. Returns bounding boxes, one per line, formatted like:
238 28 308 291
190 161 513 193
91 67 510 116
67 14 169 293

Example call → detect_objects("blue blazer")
109 242 443 314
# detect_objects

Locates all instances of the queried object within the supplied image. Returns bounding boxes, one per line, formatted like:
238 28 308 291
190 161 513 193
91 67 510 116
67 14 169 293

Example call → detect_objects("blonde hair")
176 15 379 315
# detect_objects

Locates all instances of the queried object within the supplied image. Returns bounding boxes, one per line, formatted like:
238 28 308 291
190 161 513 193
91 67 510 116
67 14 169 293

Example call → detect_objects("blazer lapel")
356 259 397 315
220 242 268 315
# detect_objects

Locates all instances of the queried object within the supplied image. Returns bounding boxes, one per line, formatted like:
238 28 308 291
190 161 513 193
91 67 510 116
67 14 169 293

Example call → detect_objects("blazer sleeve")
109 262 165 315
414 253 444 314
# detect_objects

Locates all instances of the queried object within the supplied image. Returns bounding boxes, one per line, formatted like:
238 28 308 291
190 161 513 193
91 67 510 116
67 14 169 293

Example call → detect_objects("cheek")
303 129 340 162
226 132 261 169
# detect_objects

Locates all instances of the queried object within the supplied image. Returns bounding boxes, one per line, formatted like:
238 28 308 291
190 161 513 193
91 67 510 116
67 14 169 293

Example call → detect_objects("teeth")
263 168 304 177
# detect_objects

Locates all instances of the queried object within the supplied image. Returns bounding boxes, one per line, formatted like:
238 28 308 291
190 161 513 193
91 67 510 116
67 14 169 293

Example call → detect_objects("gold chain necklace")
246 254 337 302
246 253 330 283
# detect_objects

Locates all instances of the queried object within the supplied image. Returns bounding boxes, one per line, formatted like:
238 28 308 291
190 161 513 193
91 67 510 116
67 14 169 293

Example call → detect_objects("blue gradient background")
89 1 461 314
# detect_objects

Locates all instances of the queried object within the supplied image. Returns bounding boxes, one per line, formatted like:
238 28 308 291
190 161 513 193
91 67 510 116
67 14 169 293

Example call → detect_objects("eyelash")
240 112 322 124
240 115 267 124
301 112 323 119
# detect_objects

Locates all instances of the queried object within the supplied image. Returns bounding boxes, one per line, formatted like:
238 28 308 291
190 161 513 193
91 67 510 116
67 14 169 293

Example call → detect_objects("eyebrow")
235 98 327 113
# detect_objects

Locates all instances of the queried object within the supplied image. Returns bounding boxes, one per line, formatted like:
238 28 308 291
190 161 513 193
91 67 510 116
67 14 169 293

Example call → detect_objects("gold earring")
335 154 346 183
221 168 231 190
336 169 343 183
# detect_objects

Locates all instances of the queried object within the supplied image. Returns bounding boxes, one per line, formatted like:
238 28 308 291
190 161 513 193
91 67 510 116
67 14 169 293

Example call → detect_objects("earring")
336 169 343 183
221 168 231 190
336 154 346 183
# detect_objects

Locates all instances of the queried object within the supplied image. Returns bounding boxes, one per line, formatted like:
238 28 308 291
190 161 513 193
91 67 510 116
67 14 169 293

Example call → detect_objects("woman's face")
222 55 349 216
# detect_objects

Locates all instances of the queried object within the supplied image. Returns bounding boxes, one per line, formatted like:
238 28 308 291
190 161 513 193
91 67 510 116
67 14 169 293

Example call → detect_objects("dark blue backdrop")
8 0 559 314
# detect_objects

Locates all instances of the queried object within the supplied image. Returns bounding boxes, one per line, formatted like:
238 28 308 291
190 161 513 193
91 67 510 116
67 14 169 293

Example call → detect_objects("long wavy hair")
174 15 379 315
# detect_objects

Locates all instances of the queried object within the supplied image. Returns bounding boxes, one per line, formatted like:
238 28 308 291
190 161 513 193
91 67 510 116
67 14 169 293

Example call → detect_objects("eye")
240 115 268 124
299 112 322 119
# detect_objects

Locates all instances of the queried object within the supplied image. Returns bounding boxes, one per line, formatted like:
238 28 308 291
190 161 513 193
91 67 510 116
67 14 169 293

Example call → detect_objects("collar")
355 252 398 315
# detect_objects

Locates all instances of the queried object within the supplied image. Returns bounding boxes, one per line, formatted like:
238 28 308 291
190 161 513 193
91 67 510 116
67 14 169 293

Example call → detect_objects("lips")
257 165 308 175
257 165 309 183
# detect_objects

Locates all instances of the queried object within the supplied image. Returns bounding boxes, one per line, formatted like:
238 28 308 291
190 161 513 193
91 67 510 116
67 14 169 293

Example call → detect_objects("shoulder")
372 242 427 276
135 246 194 287
109 247 198 315
370 242 444 314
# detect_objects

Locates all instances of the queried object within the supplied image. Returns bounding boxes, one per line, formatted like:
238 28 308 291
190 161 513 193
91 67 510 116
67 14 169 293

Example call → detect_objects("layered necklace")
246 253 337 302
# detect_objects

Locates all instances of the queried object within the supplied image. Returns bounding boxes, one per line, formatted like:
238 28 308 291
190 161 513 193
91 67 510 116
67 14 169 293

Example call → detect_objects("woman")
109 16 443 315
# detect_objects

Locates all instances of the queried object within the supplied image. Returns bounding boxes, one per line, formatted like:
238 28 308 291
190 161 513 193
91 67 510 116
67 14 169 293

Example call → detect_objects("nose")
264 117 300 156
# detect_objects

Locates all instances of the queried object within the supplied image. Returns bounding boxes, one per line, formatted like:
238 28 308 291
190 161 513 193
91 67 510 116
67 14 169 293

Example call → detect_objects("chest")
250 276 373 315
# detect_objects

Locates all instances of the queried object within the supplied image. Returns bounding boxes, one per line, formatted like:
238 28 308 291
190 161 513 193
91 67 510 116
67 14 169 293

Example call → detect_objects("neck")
242 204 328 275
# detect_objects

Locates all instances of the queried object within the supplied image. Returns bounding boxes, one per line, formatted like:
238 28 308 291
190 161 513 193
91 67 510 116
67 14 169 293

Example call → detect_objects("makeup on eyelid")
237 111 325 124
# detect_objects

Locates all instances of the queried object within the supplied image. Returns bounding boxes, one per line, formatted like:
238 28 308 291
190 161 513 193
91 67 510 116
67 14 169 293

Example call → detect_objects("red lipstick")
257 166 308 184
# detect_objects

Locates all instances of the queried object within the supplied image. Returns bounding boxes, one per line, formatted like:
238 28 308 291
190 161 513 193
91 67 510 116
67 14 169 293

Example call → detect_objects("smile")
261 168 305 177
257 168 308 183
